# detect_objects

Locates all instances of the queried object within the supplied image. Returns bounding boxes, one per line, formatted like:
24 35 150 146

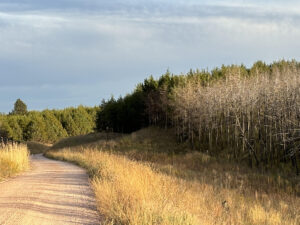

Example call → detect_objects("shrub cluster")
0 106 98 143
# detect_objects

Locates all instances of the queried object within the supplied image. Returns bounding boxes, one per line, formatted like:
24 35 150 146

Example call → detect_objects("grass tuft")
0 144 29 180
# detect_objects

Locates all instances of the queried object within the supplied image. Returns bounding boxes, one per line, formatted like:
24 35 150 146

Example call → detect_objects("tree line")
96 60 300 174
172 61 300 174
0 103 98 143
1 60 299 173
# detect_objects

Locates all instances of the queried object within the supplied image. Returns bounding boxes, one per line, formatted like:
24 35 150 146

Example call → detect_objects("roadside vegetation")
46 127 300 225
0 105 98 143
0 143 29 180
2 60 300 224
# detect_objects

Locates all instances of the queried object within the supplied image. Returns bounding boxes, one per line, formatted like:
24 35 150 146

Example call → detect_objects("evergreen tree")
7 116 23 141
17 116 31 140
71 106 95 135
61 112 80 136
24 113 47 142
0 119 10 140
42 110 68 142
12 99 27 115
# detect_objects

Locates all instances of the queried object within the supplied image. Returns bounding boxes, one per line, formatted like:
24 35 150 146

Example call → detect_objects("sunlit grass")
0 144 30 180
46 128 300 225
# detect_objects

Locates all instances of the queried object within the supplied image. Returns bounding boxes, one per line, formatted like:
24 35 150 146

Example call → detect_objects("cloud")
0 0 299 112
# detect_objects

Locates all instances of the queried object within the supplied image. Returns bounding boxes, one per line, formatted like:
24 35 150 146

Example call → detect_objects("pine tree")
24 113 47 142
42 110 68 142
12 99 27 115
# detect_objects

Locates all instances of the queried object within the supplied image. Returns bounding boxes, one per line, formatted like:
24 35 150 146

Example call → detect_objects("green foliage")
42 110 68 142
25 113 47 142
60 113 80 136
7 117 23 141
0 120 12 140
96 89 147 133
0 106 98 143
11 99 27 115
96 70 185 133
71 106 96 134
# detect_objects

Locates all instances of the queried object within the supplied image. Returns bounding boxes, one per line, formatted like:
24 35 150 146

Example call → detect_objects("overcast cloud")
0 0 300 112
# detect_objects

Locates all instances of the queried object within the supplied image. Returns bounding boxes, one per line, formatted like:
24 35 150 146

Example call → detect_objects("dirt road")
0 154 101 225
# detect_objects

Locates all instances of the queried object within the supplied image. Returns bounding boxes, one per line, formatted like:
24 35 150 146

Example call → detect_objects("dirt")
0 154 101 225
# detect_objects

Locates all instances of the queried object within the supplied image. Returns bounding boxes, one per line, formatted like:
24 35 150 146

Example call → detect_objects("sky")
1 0 300 113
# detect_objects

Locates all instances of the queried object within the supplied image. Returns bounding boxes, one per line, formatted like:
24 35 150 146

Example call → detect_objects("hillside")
94 60 300 176
46 127 300 225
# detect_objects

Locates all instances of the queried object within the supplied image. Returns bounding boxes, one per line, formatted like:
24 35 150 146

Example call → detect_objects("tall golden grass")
46 129 300 225
52 127 299 196
0 144 30 180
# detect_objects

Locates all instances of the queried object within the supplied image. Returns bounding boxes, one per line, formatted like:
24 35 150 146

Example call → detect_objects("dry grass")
47 149 199 225
0 144 30 180
51 132 122 150
46 128 300 225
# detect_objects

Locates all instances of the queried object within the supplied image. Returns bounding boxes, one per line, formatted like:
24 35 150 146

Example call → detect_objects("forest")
96 60 300 174
1 60 300 173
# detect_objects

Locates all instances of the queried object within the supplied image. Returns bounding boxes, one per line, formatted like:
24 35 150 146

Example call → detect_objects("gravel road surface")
0 154 101 225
